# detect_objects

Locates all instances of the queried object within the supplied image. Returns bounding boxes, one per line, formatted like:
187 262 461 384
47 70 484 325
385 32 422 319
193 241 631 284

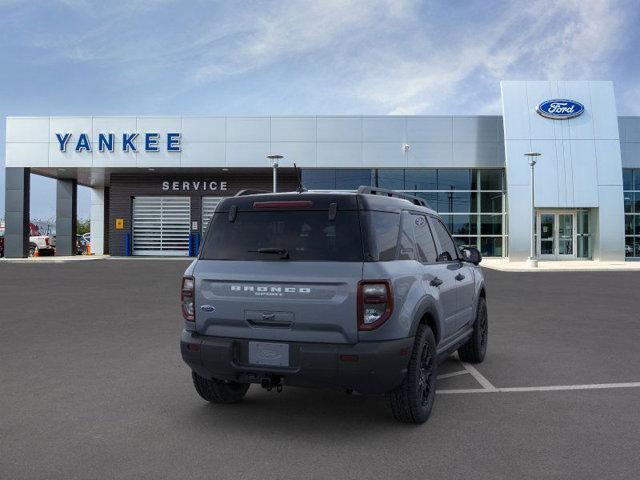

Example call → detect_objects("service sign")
536 99 584 120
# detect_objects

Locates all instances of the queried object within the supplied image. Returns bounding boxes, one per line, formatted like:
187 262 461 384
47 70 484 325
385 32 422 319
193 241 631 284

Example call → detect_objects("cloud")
4 0 634 114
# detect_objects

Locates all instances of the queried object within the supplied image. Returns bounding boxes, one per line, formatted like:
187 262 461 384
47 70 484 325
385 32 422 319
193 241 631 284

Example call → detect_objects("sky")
1 0 639 220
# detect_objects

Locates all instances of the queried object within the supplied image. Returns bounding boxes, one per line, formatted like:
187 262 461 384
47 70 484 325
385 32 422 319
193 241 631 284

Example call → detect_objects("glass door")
557 213 574 258
538 213 555 258
537 211 577 260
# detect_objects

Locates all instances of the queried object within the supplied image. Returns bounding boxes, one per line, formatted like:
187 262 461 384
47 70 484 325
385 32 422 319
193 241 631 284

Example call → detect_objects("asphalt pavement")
1 260 639 479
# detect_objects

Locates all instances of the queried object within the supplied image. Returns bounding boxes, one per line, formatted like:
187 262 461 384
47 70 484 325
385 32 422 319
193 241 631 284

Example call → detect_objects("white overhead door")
132 196 191 256
202 197 223 236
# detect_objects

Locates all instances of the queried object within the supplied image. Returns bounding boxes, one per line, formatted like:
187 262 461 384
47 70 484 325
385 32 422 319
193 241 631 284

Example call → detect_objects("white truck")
29 223 55 256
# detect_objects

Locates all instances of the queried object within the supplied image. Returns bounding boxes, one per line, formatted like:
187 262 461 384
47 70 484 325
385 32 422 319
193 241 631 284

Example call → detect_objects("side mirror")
460 246 482 265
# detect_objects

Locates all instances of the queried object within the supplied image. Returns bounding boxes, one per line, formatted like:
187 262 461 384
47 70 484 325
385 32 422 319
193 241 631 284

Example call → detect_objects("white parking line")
437 370 469 380
460 362 497 391
437 381 640 395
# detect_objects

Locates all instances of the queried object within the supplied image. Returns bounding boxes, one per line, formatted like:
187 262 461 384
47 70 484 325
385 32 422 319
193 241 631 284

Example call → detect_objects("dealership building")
3 80 640 261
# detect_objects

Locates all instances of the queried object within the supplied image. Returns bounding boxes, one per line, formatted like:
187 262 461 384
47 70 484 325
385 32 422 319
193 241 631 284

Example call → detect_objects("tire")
191 372 250 404
458 296 488 363
29 244 36 257
386 324 437 424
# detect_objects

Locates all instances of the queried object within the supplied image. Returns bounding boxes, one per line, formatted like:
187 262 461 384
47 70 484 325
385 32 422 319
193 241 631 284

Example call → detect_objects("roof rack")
234 189 270 197
356 186 429 208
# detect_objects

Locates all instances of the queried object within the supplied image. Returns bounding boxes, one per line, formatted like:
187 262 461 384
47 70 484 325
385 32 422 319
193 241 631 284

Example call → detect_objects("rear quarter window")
362 211 400 261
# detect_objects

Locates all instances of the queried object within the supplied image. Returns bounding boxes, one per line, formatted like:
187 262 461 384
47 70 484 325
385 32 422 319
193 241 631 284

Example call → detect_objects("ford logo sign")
536 99 584 120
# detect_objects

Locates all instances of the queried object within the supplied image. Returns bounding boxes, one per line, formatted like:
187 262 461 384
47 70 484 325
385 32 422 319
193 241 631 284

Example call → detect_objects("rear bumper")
181 330 414 394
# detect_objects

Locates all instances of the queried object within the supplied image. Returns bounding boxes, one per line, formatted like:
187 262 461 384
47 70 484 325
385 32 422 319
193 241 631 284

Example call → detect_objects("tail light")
45 237 49 246
357 280 393 331
181 276 195 321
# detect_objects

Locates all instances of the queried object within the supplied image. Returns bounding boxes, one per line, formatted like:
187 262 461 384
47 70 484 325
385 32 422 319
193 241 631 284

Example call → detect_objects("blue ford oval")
536 99 584 119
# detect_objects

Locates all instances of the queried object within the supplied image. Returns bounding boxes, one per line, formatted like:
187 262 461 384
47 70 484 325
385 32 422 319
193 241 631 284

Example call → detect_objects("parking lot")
1 260 639 479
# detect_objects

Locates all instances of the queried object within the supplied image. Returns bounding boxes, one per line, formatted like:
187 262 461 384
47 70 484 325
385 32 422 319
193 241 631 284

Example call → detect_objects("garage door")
132 197 191 256
202 197 223 236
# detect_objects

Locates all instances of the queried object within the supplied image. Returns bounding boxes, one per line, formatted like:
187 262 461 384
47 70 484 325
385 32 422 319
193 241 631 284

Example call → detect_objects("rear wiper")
248 247 290 259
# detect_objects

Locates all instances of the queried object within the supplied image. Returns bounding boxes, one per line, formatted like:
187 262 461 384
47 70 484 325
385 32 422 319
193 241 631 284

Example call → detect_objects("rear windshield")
200 210 363 261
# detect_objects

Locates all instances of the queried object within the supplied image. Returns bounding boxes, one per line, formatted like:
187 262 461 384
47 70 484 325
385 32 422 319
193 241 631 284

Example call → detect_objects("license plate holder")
248 341 290 367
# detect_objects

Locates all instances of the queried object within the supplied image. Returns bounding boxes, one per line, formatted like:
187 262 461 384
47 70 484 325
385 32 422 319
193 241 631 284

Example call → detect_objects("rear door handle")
455 273 465 281
430 277 443 287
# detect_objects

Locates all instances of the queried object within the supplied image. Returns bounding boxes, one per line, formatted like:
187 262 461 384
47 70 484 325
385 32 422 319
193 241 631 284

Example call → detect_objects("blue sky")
1 0 639 219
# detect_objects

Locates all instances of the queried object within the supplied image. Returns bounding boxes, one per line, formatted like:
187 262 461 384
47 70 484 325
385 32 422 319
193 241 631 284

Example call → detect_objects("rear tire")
191 372 250 404
458 296 488 363
386 325 437 424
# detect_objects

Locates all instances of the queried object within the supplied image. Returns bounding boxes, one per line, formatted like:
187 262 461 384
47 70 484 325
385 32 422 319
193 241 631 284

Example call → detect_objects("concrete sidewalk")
482 258 640 272
0 255 108 263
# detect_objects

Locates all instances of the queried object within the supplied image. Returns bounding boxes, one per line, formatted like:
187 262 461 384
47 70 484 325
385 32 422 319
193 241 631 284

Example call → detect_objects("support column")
90 187 105 255
55 179 77 256
4 168 30 258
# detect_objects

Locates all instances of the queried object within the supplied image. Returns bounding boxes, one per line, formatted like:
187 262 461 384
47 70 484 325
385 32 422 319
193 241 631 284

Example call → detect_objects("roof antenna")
294 162 306 193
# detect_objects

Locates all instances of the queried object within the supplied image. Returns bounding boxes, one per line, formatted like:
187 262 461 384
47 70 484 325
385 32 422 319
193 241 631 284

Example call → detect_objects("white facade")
501 81 625 261
4 79 640 261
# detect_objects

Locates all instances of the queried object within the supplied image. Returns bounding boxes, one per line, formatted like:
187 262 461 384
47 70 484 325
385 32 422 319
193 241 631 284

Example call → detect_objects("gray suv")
180 187 487 424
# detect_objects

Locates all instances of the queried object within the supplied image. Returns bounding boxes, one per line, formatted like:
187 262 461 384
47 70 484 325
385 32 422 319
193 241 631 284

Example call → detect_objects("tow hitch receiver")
260 376 283 392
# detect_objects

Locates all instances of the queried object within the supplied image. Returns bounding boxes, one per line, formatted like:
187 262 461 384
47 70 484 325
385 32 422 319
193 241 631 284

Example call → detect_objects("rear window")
201 210 363 261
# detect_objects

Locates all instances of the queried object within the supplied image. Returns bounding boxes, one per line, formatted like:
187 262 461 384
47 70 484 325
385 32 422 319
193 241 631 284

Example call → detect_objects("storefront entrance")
536 209 592 260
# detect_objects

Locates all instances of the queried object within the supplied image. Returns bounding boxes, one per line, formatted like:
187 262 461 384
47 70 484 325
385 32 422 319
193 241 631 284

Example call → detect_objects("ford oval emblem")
536 99 584 120
200 305 215 312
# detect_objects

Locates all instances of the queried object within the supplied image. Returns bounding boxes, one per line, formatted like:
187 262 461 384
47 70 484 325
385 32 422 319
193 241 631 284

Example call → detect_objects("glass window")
377 169 405 190
481 237 503 257
625 237 635 258
399 212 416 260
453 236 477 249
363 211 400 261
625 215 634 235
201 210 363 261
301 169 335 190
481 192 502 213
623 169 634 190
440 215 477 235
480 169 503 190
428 217 458 262
412 215 437 263
624 193 634 213
480 215 503 235
335 169 373 190
437 192 474 213
437 169 472 190
636 170 640 190
413 192 438 210
635 192 640 213
405 169 437 190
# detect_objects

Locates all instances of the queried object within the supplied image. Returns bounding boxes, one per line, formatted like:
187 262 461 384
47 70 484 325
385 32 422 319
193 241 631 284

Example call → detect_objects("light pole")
525 152 541 267
267 154 283 193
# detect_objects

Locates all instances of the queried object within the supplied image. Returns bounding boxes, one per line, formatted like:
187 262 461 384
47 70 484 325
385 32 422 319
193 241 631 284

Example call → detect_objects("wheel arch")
410 298 442 345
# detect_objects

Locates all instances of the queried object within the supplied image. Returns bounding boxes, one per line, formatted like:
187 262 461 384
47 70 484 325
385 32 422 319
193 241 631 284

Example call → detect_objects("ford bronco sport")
180 187 487 424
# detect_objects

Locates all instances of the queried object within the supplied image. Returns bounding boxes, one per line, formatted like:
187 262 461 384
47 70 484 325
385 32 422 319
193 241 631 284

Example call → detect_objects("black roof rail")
356 186 429 208
234 189 270 197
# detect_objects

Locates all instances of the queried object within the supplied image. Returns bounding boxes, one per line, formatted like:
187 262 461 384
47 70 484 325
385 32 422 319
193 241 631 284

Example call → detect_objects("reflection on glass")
480 170 503 190
481 237 502 257
406 169 437 190
437 192 473 213
301 169 335 189
335 169 373 190
437 169 471 190
623 169 633 190
540 214 554 255
558 214 573 255
481 192 502 213
481 215 502 235
377 169 404 189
